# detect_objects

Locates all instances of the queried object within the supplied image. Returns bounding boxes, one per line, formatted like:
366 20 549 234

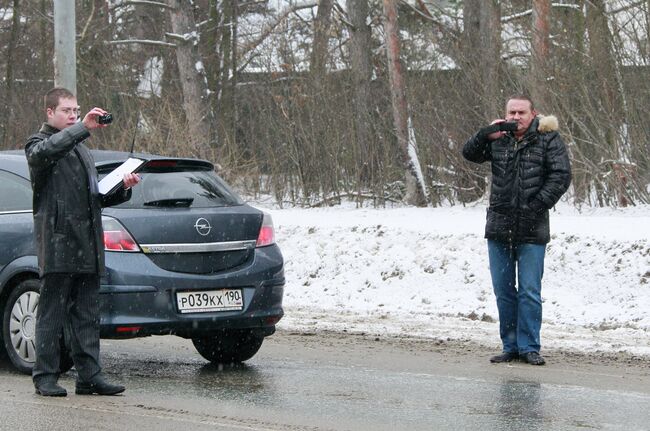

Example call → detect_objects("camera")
498 121 518 132
98 113 113 125
479 121 518 137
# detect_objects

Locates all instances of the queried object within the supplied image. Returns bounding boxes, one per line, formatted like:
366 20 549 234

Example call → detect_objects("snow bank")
260 203 650 356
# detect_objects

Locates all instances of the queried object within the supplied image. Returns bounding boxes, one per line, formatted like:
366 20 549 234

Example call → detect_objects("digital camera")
498 121 518 132
98 113 113 125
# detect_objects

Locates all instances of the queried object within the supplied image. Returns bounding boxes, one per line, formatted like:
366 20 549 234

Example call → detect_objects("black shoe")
34 381 67 397
490 352 519 363
523 352 546 365
75 374 125 395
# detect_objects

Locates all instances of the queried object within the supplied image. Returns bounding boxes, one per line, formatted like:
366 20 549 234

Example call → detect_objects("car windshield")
104 169 244 209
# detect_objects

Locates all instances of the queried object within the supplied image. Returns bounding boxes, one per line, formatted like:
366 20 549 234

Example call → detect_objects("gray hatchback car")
0 150 284 374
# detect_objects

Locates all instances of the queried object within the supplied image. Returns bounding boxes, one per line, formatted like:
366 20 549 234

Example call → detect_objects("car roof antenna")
129 112 142 156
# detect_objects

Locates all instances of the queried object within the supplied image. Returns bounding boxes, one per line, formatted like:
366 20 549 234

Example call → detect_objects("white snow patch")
407 116 428 199
137 57 163 98
256 203 650 356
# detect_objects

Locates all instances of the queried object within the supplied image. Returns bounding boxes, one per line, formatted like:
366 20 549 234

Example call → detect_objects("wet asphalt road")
1 330 649 430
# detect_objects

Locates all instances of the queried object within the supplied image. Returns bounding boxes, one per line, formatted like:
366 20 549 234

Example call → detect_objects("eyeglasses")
56 107 81 117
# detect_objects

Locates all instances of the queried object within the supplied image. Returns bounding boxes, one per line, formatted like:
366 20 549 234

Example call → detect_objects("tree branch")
105 39 176 47
502 3 581 23
608 0 645 14
79 0 96 42
117 0 174 9
399 0 460 42
240 0 318 55
165 32 197 42
332 1 353 29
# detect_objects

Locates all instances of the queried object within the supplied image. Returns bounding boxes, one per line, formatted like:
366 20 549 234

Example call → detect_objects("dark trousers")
32 273 102 384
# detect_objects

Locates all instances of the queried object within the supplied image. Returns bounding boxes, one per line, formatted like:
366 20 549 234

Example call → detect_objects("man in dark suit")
25 87 140 396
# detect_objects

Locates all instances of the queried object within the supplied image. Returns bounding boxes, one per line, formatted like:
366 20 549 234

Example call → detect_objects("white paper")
98 157 145 195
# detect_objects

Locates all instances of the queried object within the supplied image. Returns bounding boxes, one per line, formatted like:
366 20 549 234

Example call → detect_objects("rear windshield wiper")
143 198 194 207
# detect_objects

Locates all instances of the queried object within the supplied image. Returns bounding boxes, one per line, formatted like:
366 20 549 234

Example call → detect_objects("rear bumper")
99 244 285 339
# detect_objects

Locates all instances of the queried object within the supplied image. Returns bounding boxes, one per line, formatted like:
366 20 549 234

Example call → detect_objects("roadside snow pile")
260 203 650 356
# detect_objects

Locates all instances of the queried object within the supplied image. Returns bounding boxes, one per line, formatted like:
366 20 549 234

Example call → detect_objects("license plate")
176 289 243 313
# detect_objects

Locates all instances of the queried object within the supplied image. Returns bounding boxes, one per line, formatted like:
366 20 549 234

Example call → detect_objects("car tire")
2 279 73 375
192 329 264 364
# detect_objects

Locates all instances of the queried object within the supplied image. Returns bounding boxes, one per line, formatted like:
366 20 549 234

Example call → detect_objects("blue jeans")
487 240 546 354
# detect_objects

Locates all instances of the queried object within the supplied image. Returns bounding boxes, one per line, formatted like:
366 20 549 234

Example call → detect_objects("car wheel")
192 329 264 364
2 279 73 375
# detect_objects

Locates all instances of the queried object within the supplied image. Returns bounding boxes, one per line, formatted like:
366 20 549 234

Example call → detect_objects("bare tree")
2 1 649 207
531 0 551 111
456 0 489 202
4 0 19 94
310 0 333 80
213 0 238 147
347 0 374 186
167 0 215 152
480 1 501 118
382 0 427 206
647 0 650 60
462 0 481 112
1 0 20 147
585 0 630 205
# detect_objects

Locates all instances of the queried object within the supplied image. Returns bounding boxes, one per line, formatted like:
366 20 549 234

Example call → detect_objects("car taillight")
102 216 140 252
256 213 276 247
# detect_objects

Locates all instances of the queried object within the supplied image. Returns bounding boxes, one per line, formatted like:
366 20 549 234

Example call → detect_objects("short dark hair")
44 87 75 111
506 94 535 111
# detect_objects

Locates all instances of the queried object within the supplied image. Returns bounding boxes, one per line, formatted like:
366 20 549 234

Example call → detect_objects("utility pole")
54 0 76 94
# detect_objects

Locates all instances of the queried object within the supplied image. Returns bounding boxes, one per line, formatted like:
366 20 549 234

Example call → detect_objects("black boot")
522 352 546 365
75 374 125 395
490 352 519 363
34 380 67 397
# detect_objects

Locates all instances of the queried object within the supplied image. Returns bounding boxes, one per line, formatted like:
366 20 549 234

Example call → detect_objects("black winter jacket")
462 116 572 244
25 122 131 276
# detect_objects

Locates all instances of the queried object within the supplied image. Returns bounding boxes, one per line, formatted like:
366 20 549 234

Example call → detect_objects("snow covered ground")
256 201 650 357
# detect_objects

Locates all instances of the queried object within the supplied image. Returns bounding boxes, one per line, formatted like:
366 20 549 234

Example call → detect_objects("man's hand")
82 107 110 130
486 119 506 141
123 173 141 189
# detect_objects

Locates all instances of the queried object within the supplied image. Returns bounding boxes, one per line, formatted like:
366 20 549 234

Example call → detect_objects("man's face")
505 98 537 136
47 97 79 130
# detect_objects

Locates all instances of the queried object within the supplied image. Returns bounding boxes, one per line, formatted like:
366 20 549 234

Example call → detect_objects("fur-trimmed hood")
537 115 558 134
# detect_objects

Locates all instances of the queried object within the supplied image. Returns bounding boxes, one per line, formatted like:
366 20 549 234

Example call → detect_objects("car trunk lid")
105 206 262 274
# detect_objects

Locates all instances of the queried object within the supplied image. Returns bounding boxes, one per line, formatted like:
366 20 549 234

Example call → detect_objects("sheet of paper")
98 157 146 195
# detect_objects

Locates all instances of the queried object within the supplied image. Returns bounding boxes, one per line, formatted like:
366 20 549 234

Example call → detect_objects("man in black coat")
462 95 571 366
25 87 140 396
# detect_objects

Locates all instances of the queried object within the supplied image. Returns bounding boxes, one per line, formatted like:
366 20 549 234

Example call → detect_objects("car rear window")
0 169 32 212
103 169 244 209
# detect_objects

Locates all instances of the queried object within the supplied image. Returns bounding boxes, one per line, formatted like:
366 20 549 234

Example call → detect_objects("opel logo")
194 218 211 236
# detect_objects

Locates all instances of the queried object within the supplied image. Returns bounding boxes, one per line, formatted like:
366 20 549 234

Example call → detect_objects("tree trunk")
218 0 237 147
347 0 373 187
645 0 650 64
205 0 222 93
531 0 551 111
457 0 488 203
585 0 628 205
5 0 20 92
167 0 215 152
479 1 501 118
586 0 625 137
1 0 20 147
461 0 489 128
382 0 427 207
310 0 333 80
462 0 481 110
551 1 590 204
